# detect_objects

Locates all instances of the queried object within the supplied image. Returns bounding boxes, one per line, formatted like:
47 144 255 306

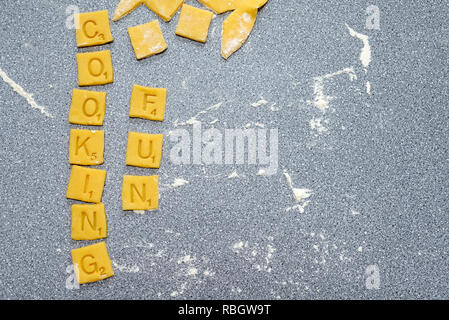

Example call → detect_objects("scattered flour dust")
242 12 252 24
232 241 248 251
170 282 187 297
283 170 313 213
307 67 357 111
310 118 329 134
0 66 53 118
187 267 198 276
177 255 194 264
232 238 276 273
306 24 373 113
169 254 215 297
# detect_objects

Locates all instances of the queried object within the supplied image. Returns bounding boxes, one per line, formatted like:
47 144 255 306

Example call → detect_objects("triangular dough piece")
113 0 144 21
197 0 267 14
221 5 258 59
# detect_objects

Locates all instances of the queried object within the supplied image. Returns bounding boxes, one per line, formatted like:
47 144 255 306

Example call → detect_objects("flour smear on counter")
0 66 53 118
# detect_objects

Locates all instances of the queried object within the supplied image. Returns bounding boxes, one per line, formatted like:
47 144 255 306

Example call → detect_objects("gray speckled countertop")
0 0 448 299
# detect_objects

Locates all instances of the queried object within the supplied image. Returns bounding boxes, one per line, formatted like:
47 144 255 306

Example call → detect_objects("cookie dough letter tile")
75 10 114 47
126 132 163 168
66 165 107 203
69 89 107 126
122 175 159 211
129 84 166 121
71 203 107 240
77 50 114 86
71 241 114 284
69 129 105 165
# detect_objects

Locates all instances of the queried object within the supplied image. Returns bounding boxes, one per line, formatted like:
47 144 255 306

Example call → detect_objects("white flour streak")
228 170 239 179
231 287 242 294
174 102 223 126
283 170 313 203
165 229 181 237
308 67 357 111
346 24 373 95
171 178 189 188
366 81 371 95
112 261 140 273
346 24 372 72
0 66 53 118
283 170 313 213
251 98 268 107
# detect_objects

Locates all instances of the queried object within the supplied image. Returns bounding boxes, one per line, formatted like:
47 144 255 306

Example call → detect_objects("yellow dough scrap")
71 203 107 240
144 0 184 22
66 165 107 203
129 84 166 121
196 0 234 14
126 132 163 168
197 0 267 14
232 0 268 9
122 175 159 210
221 5 257 59
75 10 114 47
76 50 114 86
69 89 106 126
176 4 214 43
71 242 114 284
69 129 104 166
128 20 167 60
113 0 144 21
